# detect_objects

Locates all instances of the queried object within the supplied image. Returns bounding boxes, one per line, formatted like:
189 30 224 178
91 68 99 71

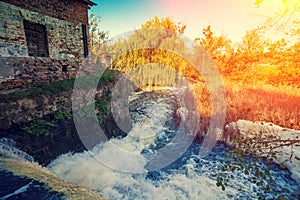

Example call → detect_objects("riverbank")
0 69 128 164
1 71 299 182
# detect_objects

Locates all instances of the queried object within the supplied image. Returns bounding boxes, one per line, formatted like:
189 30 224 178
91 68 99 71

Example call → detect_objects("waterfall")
0 138 34 162
46 90 300 200
47 90 237 199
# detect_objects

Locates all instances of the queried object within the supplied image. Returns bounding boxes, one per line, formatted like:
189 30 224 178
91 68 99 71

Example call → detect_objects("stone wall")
0 1 94 91
0 79 111 129
0 0 89 25
0 57 84 90
0 1 85 59
0 90 71 129
0 70 126 164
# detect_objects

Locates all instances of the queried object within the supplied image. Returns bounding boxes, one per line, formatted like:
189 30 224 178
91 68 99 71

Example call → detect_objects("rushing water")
0 90 299 200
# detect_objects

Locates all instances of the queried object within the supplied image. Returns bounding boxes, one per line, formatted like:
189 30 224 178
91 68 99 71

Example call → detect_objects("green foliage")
54 111 72 120
6 68 117 101
19 68 116 136
29 78 74 95
95 98 110 114
75 105 95 118
73 69 117 88
99 69 116 83
8 78 75 99
75 97 111 126
53 111 64 120
63 111 72 120
22 119 57 137
96 114 104 125
89 11 108 51
23 111 73 137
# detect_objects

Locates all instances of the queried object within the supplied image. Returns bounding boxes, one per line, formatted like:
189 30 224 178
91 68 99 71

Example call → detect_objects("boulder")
224 120 300 183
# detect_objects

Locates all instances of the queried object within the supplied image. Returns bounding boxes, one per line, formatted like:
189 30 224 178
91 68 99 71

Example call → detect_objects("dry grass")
192 64 300 130
224 80 300 130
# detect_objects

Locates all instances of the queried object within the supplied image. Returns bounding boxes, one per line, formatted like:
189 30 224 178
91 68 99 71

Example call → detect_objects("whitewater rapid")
47 91 237 199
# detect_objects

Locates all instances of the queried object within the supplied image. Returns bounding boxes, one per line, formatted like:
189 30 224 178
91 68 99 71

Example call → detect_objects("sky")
90 0 283 43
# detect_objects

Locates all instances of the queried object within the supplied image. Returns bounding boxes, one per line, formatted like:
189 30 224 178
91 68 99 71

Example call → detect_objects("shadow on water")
0 170 64 200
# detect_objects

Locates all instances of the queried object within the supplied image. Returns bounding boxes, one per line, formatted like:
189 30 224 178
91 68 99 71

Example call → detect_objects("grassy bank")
193 64 300 130
3 68 118 99
224 81 300 130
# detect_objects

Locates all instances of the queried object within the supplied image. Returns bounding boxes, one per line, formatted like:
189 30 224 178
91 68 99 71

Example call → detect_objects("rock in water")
224 120 300 183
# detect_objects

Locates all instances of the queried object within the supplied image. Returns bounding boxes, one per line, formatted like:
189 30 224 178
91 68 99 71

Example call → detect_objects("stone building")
0 0 96 90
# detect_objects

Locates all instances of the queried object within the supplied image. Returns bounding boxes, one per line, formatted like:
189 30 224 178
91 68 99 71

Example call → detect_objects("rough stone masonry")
0 0 96 91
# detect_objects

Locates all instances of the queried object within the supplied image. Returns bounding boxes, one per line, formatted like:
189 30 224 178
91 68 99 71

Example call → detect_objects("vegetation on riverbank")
4 68 117 98
17 69 116 136
0 68 124 164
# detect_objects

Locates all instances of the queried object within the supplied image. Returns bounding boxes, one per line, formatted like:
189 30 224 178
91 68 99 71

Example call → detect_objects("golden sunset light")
0 0 299 199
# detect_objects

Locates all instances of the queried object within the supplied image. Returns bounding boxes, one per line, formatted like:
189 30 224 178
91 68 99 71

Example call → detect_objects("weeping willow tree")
94 16 213 127
101 16 204 88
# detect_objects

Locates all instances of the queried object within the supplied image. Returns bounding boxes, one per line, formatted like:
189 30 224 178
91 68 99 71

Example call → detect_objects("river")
0 89 299 200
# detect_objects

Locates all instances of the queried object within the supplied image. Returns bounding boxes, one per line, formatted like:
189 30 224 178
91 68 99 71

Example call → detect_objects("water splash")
0 157 104 200
48 91 235 199
0 138 34 162
48 90 300 199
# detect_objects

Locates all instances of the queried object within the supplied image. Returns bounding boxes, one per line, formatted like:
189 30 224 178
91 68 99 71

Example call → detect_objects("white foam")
49 96 171 175
48 148 238 200
48 94 238 199
0 138 34 162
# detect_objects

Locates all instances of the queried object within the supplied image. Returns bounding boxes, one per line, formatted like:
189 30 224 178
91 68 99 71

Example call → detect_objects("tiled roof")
79 0 97 6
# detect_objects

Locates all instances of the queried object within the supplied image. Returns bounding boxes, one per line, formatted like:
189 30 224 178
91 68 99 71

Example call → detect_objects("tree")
97 17 189 88
106 16 189 71
142 16 176 30
265 38 287 65
237 29 266 68
254 0 300 34
194 25 234 73
195 26 233 58
89 12 108 52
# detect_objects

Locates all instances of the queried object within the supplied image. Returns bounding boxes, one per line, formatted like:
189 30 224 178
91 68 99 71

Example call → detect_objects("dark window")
82 24 89 58
62 65 68 72
23 20 49 57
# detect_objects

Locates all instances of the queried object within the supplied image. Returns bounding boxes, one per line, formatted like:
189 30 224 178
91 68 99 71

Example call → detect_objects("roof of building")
79 0 97 6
